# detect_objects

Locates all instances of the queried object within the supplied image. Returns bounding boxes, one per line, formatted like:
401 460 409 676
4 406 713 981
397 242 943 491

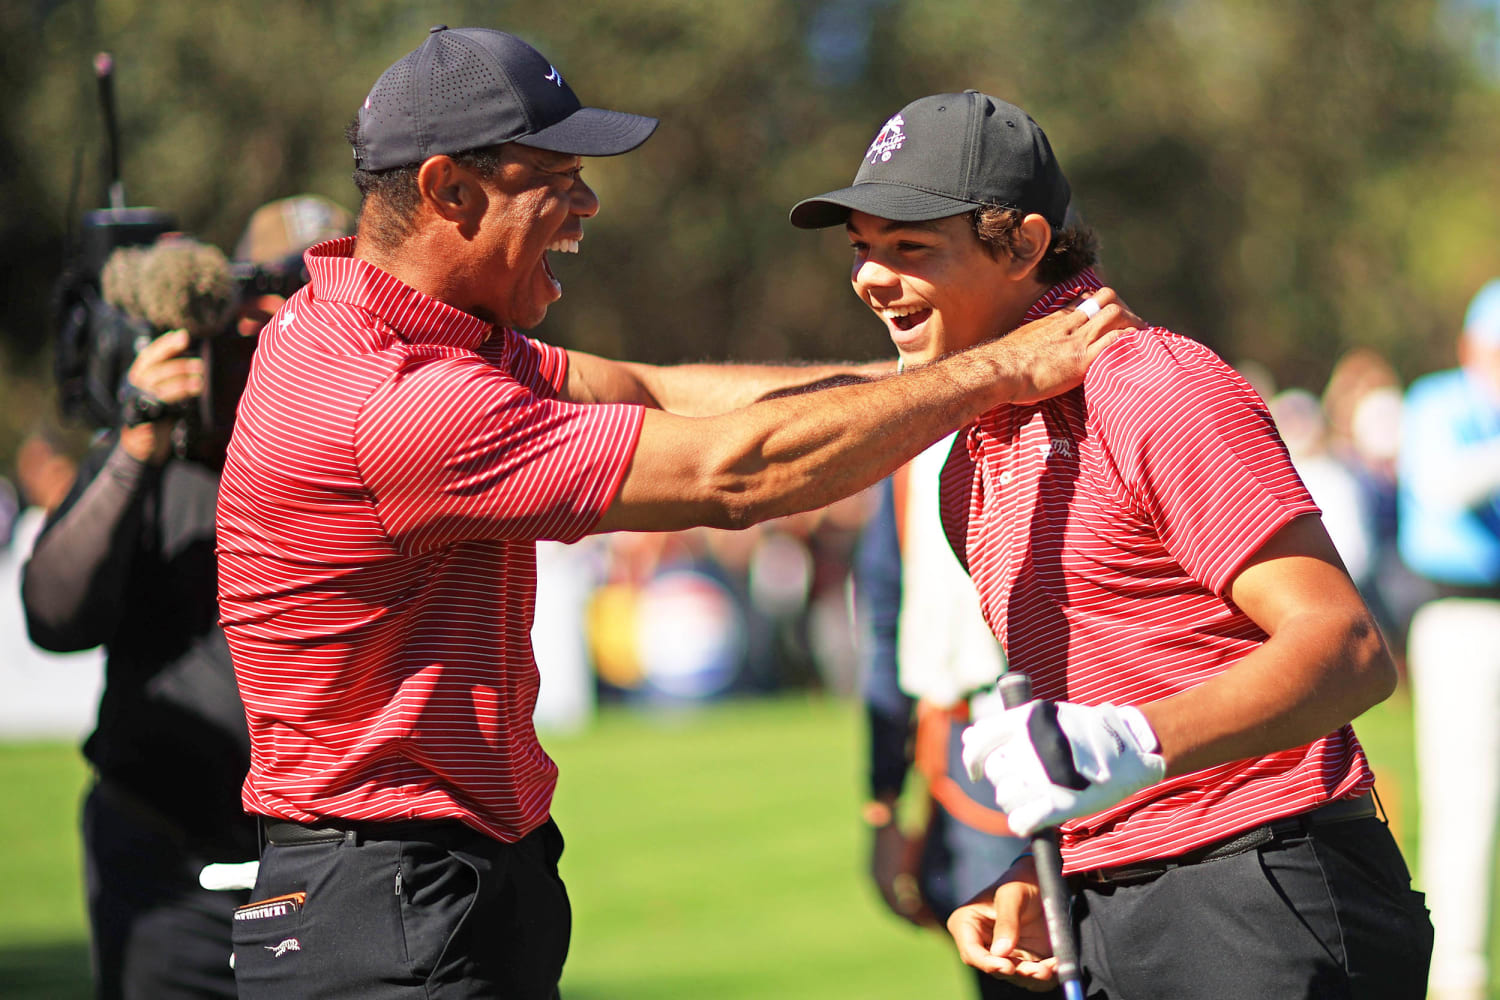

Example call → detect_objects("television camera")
50 52 309 463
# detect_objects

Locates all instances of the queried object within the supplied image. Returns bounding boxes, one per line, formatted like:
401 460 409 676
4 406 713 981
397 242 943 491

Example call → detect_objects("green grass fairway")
0 742 91 998
0 689 1488 999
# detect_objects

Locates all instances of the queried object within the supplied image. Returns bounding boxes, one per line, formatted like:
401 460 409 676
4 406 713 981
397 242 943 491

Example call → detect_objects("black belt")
1078 793 1378 888
259 815 472 847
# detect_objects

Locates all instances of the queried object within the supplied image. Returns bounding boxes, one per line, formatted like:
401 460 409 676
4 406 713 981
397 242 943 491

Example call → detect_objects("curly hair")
971 205 1098 286
343 118 510 255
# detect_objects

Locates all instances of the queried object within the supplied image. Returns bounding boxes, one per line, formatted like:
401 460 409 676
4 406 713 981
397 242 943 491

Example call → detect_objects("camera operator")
20 194 351 1000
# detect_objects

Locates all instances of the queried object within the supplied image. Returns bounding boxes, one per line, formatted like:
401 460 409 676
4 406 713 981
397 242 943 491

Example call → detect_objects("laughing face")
846 210 1035 366
466 143 599 330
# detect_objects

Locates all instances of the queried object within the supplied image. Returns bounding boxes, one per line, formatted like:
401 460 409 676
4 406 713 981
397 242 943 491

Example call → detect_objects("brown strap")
913 701 1014 837
891 461 911 553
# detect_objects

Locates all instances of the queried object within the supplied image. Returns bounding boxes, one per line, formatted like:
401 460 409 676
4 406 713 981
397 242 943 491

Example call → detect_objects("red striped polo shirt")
941 272 1374 873
217 237 645 843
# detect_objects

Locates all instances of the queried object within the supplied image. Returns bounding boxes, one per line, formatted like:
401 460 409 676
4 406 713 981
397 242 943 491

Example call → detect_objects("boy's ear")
1008 213 1053 279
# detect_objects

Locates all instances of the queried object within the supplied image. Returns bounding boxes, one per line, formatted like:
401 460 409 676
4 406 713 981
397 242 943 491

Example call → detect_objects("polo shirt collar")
303 237 497 350
1020 268 1104 324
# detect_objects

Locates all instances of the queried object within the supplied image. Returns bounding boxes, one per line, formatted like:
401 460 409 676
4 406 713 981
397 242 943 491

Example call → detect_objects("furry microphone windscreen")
100 236 237 337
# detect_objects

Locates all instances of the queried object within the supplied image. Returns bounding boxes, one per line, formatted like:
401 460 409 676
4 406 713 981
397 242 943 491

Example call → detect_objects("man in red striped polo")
217 30 1134 999
791 91 1432 999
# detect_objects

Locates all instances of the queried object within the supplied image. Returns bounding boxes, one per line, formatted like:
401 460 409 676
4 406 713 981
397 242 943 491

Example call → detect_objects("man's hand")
869 819 934 927
947 855 1060 990
985 287 1138 405
120 329 203 465
961 700 1166 837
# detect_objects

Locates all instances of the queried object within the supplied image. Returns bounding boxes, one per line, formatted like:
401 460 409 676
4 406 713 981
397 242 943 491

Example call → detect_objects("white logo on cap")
866 113 906 165
545 65 563 87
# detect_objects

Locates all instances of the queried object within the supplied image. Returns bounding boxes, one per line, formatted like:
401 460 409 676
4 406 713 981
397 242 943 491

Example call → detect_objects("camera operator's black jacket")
21 435 255 861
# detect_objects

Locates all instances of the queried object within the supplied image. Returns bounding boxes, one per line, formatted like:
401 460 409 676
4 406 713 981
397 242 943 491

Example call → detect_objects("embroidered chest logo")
866 113 907 164
1036 438 1075 461
264 938 301 958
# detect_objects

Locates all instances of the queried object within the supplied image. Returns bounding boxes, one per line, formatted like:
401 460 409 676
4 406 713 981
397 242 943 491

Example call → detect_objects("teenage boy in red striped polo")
792 91 1432 999
216 32 1132 999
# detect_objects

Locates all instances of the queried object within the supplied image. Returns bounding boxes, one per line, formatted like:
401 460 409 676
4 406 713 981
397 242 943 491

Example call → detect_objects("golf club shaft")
997 672 1084 1000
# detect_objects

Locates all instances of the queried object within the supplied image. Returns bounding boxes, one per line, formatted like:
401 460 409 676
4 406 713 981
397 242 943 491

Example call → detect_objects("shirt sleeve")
355 349 644 552
496 328 570 398
1090 330 1317 596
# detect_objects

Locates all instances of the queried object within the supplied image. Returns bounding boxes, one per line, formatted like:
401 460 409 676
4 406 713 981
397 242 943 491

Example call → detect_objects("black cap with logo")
353 26 659 171
790 91 1069 230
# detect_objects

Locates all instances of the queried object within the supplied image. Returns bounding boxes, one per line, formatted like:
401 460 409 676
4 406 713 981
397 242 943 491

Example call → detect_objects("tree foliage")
4 0 1500 466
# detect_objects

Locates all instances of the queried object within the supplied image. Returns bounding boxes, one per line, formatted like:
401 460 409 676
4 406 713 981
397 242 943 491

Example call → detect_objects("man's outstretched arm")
592 289 1130 534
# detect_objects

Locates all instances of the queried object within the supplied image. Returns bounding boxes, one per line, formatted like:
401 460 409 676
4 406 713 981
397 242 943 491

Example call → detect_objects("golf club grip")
997 673 1084 999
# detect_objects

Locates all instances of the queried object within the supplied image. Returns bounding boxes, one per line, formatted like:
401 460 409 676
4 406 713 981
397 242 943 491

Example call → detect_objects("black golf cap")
354 26 659 171
790 91 1069 230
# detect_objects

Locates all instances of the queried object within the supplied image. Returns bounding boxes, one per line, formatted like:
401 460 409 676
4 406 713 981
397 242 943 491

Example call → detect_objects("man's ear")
1007 213 1053 280
416 155 484 228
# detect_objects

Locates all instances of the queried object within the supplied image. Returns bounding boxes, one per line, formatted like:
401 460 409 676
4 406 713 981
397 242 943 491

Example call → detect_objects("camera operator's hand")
120 329 203 465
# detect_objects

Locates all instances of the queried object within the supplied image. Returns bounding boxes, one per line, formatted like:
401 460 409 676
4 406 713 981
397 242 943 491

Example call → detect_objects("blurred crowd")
1251 347 1427 659
529 492 876 729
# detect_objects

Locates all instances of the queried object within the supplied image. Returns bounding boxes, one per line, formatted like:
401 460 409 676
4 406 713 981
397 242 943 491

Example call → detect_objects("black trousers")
1073 817 1432 999
232 817 570 1000
82 783 247 1000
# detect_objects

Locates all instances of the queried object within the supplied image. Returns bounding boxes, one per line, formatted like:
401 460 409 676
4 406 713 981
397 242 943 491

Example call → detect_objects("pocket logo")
235 891 307 922
265 938 302 958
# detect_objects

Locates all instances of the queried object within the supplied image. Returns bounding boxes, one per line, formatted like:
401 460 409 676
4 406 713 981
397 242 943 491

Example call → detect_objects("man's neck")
354 229 477 318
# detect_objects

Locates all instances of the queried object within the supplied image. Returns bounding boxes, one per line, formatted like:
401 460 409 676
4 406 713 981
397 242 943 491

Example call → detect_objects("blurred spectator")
1397 278 1500 1000
20 195 350 1000
1322 348 1422 646
231 193 353 336
1325 347 1402 465
0 431 104 739
800 491 873 695
1269 388 1376 587
14 429 80 512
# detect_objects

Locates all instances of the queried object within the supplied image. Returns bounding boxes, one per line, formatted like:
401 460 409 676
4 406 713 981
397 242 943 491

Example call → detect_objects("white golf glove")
199 860 260 891
962 700 1166 837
